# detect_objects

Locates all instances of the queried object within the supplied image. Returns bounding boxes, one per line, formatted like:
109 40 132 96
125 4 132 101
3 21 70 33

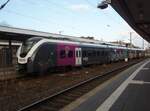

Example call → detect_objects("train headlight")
18 58 26 63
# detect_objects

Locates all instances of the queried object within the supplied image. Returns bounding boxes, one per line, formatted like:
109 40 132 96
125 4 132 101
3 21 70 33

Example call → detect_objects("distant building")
110 40 139 48
80 36 95 40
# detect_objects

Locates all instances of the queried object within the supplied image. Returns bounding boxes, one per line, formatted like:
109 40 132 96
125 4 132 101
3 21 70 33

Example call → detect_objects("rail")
18 60 142 111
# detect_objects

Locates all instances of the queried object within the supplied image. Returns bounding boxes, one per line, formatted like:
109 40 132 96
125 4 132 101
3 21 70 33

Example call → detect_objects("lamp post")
129 32 133 47
142 38 144 49
97 0 111 9
58 31 63 35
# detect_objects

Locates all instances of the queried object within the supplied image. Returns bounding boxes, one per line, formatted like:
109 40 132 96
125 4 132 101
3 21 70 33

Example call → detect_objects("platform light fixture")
97 0 111 9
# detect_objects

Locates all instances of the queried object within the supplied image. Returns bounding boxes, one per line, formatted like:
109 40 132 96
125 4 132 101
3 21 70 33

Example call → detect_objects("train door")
75 48 82 66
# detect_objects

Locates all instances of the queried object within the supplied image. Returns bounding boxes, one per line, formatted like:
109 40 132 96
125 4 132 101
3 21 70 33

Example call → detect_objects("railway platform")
62 58 150 111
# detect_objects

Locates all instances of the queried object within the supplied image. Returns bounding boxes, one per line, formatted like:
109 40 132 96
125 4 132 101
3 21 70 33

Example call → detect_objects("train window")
91 51 93 56
83 51 86 56
104 51 107 56
101 51 104 56
105 51 108 56
93 51 96 56
68 51 73 58
103 51 105 56
60 50 66 58
88 51 91 57
97 51 100 56
85 51 87 56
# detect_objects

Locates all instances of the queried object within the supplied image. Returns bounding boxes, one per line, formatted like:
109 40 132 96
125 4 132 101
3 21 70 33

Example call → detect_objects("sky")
0 0 149 48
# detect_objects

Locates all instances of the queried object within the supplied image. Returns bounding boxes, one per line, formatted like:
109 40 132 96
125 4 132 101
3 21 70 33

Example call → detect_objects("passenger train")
17 37 145 73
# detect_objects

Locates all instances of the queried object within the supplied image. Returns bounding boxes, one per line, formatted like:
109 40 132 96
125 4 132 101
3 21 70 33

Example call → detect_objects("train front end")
17 37 42 73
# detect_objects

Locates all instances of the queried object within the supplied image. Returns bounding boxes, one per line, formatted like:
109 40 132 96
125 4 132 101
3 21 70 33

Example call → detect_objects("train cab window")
60 50 66 58
20 37 42 57
68 50 73 58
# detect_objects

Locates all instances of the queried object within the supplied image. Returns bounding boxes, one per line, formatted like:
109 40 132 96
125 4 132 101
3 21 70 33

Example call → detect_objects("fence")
0 46 19 79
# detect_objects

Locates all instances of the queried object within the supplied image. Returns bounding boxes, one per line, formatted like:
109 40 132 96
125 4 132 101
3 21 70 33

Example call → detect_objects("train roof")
42 38 107 48
39 37 144 51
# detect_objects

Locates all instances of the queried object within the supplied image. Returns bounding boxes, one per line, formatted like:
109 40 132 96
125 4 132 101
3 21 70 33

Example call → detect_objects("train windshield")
20 37 42 57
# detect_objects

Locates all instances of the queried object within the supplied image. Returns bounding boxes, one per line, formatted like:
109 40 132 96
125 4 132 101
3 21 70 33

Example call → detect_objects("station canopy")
0 25 107 44
0 25 94 42
0 25 57 41
111 0 150 42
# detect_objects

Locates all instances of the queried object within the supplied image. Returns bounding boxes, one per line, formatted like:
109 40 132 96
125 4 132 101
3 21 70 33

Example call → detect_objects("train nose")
20 53 26 57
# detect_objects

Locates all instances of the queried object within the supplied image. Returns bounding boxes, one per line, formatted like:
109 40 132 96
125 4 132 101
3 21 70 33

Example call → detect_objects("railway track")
18 60 142 111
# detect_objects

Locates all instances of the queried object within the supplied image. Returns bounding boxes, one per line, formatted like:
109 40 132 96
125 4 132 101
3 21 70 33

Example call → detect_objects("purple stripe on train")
56 43 78 66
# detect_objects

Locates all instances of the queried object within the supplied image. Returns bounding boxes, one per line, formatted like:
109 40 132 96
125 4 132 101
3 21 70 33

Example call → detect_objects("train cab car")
17 37 43 72
17 37 82 73
17 37 57 73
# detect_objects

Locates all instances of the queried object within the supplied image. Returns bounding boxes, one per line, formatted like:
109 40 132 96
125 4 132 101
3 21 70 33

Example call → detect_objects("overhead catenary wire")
2 9 82 34
21 0 81 21
24 0 107 37
0 0 82 35
18 0 82 33
0 0 10 10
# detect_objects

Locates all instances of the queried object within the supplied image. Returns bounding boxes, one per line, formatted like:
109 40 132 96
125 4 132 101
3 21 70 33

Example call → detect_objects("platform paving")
62 59 150 111
108 60 150 111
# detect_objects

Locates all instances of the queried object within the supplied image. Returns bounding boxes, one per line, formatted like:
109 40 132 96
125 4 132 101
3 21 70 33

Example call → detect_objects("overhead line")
3 9 81 35
3 9 59 25
19 0 80 31
0 0 10 10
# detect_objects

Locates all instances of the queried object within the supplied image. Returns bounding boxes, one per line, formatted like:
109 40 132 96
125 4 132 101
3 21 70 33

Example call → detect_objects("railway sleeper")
73 88 92 94
79 86 95 91
57 95 75 101
42 101 65 109
63 93 82 98
87 82 102 88
50 98 71 104
39 105 58 111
